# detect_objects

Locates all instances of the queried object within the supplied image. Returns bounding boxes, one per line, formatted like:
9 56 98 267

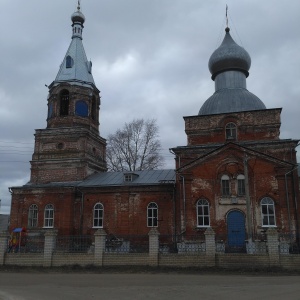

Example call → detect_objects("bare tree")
106 119 164 171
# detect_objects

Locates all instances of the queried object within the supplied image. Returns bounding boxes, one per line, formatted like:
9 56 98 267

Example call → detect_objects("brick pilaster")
205 227 216 267
94 229 106 266
43 230 57 267
148 228 160 266
267 228 279 266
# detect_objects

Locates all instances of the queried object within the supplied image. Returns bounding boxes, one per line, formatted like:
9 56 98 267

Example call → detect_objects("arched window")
237 174 245 196
44 204 54 228
91 96 97 121
197 199 210 227
147 202 158 227
261 197 276 227
75 100 88 117
221 175 230 196
66 55 73 68
48 103 53 119
225 123 237 140
93 203 104 228
28 204 38 228
60 90 69 116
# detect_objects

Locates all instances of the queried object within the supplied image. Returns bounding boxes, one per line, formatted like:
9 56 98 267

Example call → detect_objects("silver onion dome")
208 27 251 80
71 10 85 24
198 27 266 115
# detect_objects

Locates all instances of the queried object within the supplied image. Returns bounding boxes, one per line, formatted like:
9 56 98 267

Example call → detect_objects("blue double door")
227 210 246 250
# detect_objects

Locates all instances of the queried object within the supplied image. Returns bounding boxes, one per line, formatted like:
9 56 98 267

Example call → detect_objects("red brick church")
10 5 299 249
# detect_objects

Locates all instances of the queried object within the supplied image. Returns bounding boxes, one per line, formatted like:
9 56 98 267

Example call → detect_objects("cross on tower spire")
226 4 229 28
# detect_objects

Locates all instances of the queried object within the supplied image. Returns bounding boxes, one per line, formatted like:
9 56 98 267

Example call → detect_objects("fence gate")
227 210 246 252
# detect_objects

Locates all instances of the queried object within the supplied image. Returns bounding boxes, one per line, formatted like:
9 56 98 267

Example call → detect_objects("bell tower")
30 3 106 184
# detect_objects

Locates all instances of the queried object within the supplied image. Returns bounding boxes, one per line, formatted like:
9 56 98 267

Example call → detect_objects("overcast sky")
1 0 299 214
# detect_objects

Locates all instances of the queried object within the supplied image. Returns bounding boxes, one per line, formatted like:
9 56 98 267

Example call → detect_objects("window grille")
44 204 54 228
93 203 104 228
221 174 230 196
147 202 158 227
28 204 38 228
225 122 237 140
261 197 276 227
197 199 210 227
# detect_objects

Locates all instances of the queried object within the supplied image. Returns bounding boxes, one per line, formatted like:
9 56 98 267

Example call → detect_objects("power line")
0 140 34 145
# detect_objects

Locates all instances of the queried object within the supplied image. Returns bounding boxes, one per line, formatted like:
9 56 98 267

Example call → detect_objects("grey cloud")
1 0 299 214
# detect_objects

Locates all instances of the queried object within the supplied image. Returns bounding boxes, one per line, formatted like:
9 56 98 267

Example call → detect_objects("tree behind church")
106 119 164 171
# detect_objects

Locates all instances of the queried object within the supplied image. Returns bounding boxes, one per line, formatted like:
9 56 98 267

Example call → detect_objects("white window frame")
93 203 104 228
221 174 230 196
261 197 276 227
28 204 38 228
44 204 54 228
147 202 158 227
196 199 210 227
225 122 237 140
124 174 133 182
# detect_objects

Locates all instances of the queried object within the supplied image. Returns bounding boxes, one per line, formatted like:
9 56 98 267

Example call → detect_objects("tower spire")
77 0 81 11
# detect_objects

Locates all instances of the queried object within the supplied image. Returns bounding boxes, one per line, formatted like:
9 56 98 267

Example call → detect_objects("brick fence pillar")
43 230 57 267
0 232 9 265
148 228 160 266
267 228 279 266
205 227 216 267
94 229 106 267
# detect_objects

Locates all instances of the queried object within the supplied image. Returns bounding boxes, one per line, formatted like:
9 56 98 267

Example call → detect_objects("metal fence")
159 234 206 254
5 231 300 255
215 233 268 254
7 235 44 253
55 235 94 253
279 233 300 254
105 234 149 253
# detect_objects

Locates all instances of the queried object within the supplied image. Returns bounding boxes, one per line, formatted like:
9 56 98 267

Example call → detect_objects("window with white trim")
147 202 158 227
28 204 38 228
44 204 54 228
221 174 230 196
261 197 276 227
93 203 104 228
197 199 210 227
237 174 245 196
225 122 237 140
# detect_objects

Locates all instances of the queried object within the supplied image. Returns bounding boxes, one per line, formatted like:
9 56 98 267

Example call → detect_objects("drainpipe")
291 167 299 245
180 175 186 235
172 180 177 250
284 165 299 236
169 149 181 168
76 188 84 235
169 149 184 238
244 155 253 243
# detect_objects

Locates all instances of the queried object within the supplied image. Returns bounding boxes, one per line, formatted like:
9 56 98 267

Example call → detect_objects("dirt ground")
0 267 299 300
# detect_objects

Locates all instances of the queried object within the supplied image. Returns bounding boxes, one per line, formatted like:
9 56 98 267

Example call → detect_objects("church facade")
9 5 299 250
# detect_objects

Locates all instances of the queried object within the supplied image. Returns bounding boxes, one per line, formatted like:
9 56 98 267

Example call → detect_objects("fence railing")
105 234 149 253
55 235 94 253
6 235 44 253
215 233 268 254
159 235 206 254
4 230 300 256
279 233 300 254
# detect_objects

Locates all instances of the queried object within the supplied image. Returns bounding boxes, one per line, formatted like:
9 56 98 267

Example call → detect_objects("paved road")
0 272 299 300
